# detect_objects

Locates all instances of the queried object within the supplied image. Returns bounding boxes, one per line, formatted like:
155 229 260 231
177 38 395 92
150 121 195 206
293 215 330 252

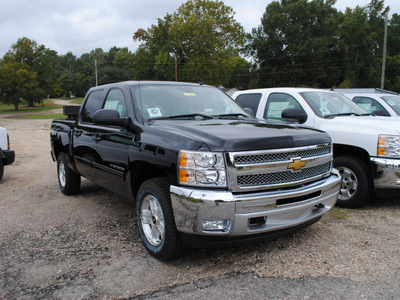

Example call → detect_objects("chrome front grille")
237 162 332 187
234 146 331 165
226 144 333 192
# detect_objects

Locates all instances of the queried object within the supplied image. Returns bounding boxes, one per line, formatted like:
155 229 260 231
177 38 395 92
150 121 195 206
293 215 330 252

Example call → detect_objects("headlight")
378 135 400 158
178 150 227 187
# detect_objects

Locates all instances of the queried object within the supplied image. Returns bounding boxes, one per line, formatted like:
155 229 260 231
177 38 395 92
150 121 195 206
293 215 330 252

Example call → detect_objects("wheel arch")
333 143 371 165
130 161 175 199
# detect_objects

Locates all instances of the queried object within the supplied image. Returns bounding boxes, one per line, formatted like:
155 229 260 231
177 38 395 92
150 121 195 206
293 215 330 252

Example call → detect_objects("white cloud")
0 0 399 57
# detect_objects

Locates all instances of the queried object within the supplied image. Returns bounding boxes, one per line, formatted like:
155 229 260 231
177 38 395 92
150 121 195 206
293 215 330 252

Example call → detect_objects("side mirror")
281 108 307 123
93 109 128 127
244 107 255 117
372 109 390 117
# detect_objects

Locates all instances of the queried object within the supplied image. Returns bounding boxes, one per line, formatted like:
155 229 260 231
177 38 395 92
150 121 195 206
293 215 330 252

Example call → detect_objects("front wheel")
57 152 81 195
136 178 184 260
333 156 372 208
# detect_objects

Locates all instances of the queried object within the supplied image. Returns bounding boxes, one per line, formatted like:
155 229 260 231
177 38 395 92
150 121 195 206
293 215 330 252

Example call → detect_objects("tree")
0 62 39 110
59 52 78 96
2 37 55 106
248 0 342 88
337 0 389 87
133 0 246 86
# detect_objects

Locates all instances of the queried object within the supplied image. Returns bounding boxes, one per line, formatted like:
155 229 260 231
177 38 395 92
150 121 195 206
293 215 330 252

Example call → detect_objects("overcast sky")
1 0 399 57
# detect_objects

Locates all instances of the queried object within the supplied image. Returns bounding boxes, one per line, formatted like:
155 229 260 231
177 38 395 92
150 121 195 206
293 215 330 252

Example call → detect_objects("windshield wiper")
216 113 249 119
324 112 362 119
150 113 214 120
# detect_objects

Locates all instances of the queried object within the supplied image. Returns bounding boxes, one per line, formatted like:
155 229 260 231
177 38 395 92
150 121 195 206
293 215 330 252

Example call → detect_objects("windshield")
134 84 249 120
299 91 367 118
381 95 400 115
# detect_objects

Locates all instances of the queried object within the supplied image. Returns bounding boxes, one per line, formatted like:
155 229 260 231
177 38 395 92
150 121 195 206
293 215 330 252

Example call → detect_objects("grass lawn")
54 97 84 104
21 113 66 119
0 100 62 114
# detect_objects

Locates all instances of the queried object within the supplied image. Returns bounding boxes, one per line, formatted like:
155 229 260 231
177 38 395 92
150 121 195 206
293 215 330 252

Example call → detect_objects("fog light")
202 220 231 232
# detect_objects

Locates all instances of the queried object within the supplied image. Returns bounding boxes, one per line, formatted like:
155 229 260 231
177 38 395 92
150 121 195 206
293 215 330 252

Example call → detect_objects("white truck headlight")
179 151 227 187
378 135 400 158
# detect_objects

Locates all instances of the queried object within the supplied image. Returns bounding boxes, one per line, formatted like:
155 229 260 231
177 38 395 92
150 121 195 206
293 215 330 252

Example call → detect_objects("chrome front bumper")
170 169 341 237
371 157 400 189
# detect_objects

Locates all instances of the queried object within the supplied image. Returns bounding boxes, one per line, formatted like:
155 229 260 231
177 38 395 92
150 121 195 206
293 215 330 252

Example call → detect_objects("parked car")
51 81 341 260
0 126 15 181
232 87 400 208
333 88 400 118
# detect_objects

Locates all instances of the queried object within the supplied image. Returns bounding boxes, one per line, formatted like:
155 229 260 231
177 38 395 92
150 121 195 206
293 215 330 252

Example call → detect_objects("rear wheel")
136 177 184 260
57 152 81 195
334 156 372 208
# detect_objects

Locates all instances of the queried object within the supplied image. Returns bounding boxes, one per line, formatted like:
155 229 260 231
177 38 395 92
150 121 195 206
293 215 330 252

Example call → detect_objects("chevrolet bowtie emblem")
288 159 306 171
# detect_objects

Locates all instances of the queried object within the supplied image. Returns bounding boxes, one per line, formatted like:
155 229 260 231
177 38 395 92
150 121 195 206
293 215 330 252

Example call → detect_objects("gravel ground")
1 106 400 299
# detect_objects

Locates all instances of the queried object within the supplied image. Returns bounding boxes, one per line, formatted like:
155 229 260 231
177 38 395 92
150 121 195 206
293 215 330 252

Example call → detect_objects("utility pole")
380 14 388 92
170 53 178 81
95 59 98 86
249 59 253 89
174 53 178 81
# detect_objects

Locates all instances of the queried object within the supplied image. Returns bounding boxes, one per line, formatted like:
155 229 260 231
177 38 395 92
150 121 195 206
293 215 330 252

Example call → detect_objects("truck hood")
317 115 400 135
149 118 331 152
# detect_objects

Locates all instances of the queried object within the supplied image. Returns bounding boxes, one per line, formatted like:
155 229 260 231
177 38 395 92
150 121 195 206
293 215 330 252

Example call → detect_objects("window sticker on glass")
184 93 196 96
104 100 119 110
387 100 395 106
358 103 372 112
148 107 162 118
268 102 289 118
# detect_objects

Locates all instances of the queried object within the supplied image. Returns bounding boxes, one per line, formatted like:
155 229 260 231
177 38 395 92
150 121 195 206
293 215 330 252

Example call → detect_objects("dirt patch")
1 107 400 299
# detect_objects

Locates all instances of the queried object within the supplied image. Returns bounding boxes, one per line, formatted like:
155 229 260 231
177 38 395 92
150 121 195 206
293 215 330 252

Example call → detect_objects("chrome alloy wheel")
337 166 358 201
58 160 66 188
140 195 165 247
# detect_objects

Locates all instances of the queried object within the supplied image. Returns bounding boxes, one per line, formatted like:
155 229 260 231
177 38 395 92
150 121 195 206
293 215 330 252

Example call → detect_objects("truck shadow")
369 189 400 209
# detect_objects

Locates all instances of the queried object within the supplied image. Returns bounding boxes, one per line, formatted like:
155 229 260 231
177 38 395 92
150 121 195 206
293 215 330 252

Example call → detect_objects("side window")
353 96 386 113
264 93 304 121
235 93 262 115
81 90 104 123
103 89 127 117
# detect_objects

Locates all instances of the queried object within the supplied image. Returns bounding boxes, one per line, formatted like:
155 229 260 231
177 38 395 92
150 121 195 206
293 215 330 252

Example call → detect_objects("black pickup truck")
50 81 341 260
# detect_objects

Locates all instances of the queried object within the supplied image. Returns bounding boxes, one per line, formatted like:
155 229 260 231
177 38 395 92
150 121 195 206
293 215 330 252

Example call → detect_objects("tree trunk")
14 103 19 111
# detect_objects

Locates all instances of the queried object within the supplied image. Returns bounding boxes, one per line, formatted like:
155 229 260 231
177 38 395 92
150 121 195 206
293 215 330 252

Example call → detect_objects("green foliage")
1 38 50 107
248 0 397 90
132 0 246 86
1 0 400 103
0 62 39 110
248 0 342 88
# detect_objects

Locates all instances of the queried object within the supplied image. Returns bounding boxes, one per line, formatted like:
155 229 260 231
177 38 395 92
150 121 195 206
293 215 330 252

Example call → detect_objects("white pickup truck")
0 126 15 181
232 87 400 208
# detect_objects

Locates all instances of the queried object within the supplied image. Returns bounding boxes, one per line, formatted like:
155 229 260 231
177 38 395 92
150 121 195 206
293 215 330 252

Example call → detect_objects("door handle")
74 130 83 137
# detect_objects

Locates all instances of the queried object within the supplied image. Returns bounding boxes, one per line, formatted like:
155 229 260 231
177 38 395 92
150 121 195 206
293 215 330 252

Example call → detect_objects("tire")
333 156 372 208
57 152 81 195
136 177 184 260
0 158 4 181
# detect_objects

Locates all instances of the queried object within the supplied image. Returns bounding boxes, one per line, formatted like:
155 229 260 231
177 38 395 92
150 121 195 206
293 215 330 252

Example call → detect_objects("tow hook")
313 203 325 210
